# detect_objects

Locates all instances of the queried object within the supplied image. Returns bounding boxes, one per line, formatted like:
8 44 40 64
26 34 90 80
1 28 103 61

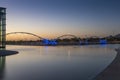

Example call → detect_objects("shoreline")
5 43 120 46
0 50 18 56
94 48 120 80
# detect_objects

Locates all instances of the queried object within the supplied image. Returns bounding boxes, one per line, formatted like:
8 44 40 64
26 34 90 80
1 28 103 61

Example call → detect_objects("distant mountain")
115 34 120 38
105 34 120 39
106 35 114 39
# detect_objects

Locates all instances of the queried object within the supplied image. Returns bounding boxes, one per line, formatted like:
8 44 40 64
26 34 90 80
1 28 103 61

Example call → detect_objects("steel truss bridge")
6 32 107 45
6 32 44 40
6 32 80 40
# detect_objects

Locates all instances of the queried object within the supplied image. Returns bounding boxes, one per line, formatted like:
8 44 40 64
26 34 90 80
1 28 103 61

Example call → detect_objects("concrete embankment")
94 48 120 80
0 50 18 56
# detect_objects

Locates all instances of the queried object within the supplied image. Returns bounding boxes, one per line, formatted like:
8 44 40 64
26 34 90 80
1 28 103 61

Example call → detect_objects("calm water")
0 44 120 80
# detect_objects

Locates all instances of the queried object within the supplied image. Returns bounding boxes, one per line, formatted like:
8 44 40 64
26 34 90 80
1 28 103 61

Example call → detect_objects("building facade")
0 7 6 48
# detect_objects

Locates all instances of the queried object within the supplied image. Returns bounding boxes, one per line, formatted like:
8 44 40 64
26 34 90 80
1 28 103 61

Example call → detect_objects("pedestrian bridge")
6 32 80 41
6 32 107 45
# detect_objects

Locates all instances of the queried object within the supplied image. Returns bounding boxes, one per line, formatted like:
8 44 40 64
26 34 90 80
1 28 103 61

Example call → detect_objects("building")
0 7 6 48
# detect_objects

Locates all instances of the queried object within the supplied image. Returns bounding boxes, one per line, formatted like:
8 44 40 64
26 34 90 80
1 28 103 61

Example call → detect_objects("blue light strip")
42 39 58 45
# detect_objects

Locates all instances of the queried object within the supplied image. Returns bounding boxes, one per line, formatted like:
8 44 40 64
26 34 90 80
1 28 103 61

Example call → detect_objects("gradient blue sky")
0 0 120 38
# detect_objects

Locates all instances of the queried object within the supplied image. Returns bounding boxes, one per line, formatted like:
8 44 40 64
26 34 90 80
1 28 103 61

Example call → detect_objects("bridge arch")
6 32 44 40
56 34 79 40
88 36 100 39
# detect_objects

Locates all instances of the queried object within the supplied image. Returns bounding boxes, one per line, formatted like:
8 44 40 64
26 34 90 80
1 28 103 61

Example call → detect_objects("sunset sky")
0 0 120 39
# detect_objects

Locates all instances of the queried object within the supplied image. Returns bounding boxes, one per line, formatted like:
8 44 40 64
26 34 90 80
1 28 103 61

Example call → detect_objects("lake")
0 44 120 80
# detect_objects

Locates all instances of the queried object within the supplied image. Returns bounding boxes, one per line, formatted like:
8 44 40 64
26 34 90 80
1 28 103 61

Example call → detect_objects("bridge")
56 34 78 39
6 32 44 40
6 32 81 45
6 32 80 41
6 32 107 45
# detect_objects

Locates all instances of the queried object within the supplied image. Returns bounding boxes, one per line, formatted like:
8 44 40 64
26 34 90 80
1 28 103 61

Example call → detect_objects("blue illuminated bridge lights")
99 39 107 44
42 39 57 45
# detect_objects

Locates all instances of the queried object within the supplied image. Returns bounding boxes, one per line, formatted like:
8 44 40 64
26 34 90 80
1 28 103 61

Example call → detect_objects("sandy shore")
0 50 18 56
94 48 120 80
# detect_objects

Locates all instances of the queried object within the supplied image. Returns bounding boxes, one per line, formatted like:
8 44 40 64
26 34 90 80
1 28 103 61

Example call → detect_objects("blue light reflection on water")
1 44 119 80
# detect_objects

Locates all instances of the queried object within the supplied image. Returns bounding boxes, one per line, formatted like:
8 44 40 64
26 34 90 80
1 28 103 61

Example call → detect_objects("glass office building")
0 7 6 48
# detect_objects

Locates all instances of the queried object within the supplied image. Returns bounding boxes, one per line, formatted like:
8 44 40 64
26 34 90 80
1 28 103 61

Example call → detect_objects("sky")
0 0 120 39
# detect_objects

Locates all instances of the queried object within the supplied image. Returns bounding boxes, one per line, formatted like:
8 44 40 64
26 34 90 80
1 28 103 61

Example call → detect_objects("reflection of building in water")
0 7 6 48
0 57 5 80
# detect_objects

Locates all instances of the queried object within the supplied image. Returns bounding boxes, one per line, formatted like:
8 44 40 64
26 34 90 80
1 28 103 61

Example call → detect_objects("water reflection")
4 45 118 80
67 50 71 60
0 57 5 80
